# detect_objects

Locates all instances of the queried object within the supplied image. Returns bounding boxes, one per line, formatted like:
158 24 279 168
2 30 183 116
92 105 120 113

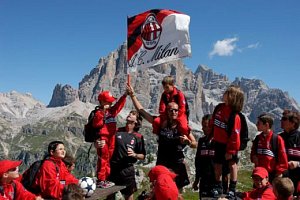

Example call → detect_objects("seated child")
0 159 43 200
272 177 294 200
148 165 179 200
32 141 78 200
239 167 276 200
62 154 76 173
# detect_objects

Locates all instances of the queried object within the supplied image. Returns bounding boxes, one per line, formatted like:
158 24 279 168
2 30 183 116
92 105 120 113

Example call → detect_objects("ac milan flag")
127 9 191 70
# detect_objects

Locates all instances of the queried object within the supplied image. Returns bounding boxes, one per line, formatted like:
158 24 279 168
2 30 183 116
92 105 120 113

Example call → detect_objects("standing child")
211 85 244 199
0 160 43 200
193 114 215 198
251 113 288 182
93 90 127 188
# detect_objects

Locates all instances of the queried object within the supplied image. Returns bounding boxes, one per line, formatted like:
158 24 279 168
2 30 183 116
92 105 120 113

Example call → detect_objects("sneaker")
104 180 115 188
226 190 236 200
96 180 115 188
211 188 222 198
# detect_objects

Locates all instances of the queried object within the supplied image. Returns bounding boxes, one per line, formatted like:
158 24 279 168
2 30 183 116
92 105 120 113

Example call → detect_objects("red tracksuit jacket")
0 180 36 200
148 165 179 200
212 103 241 154
33 157 78 200
93 94 126 180
242 184 276 200
251 131 288 175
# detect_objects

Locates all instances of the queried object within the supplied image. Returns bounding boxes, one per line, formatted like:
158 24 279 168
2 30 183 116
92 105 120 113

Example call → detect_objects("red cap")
0 160 22 177
97 91 116 103
252 167 268 179
148 165 177 182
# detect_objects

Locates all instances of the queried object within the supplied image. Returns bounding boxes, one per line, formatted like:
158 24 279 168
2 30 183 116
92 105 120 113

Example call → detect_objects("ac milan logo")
130 139 135 145
141 14 162 50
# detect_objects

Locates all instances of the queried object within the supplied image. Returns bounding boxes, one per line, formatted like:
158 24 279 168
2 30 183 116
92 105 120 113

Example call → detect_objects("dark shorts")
108 165 137 196
157 159 190 189
213 142 239 164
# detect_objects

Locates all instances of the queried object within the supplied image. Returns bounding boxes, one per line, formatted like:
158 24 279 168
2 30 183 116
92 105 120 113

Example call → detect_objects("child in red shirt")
154 76 189 136
33 141 78 200
211 85 244 198
251 113 288 182
148 165 179 200
93 90 127 188
0 160 43 200
241 167 276 200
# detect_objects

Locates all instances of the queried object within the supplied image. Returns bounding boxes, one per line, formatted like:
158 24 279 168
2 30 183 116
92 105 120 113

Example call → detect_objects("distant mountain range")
1 43 299 181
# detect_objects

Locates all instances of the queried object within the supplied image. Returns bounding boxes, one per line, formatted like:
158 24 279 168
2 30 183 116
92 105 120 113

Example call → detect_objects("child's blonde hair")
224 85 244 112
272 177 294 199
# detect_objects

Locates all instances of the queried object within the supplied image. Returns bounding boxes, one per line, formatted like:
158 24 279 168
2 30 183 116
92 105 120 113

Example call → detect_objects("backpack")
253 133 278 160
161 89 190 120
227 111 250 151
83 106 101 143
21 158 59 194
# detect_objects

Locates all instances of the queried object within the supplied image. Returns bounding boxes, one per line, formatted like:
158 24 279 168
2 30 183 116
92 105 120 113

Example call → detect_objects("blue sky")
1 1 299 105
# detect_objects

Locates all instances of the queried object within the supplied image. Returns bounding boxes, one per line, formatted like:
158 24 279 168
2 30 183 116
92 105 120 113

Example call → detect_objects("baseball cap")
0 160 22 176
252 167 268 179
97 91 116 103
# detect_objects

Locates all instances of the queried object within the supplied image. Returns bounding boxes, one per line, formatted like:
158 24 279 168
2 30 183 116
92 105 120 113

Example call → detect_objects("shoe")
211 188 222 198
97 180 115 188
226 190 236 200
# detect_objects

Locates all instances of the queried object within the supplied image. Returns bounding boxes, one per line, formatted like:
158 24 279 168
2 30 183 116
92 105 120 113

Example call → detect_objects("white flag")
127 9 191 71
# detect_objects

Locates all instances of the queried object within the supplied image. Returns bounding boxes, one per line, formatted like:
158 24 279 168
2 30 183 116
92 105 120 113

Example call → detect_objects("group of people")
92 75 196 200
193 86 300 199
1 75 300 200
0 141 80 200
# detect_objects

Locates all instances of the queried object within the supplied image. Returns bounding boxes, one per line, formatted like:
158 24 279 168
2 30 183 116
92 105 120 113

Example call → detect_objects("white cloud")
209 37 238 59
247 42 259 49
237 42 260 52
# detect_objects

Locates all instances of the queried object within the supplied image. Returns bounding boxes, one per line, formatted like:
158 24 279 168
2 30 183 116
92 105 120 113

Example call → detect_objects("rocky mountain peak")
0 91 45 120
46 43 300 132
48 84 78 108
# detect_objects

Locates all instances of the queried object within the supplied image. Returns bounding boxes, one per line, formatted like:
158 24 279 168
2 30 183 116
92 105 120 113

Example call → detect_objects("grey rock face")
48 43 300 133
48 84 78 107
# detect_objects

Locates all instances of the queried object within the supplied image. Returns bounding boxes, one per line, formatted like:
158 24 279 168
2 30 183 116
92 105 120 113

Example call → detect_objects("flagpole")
126 15 130 86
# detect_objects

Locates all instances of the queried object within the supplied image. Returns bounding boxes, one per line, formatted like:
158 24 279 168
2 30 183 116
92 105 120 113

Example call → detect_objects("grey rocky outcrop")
48 84 78 107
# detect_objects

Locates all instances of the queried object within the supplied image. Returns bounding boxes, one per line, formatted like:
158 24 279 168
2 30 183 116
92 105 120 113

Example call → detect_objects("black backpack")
83 106 101 143
227 111 250 151
161 89 190 120
21 158 58 194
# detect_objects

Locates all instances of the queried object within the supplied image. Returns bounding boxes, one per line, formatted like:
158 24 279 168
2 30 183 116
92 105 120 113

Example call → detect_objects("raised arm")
126 85 155 123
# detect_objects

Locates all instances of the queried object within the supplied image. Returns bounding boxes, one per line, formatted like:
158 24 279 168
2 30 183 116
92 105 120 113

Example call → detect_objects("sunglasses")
169 108 179 113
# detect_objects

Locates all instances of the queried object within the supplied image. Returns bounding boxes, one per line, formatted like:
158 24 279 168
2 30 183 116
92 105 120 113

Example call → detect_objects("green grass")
135 168 253 199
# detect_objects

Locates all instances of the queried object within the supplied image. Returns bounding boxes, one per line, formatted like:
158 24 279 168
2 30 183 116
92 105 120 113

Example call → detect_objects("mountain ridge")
1 43 299 187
